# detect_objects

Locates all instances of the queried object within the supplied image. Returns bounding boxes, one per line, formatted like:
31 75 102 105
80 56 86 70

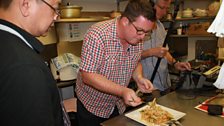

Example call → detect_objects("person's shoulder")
156 20 163 28
90 19 115 32
0 40 43 70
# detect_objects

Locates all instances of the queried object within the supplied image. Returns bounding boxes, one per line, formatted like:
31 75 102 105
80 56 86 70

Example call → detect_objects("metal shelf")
55 16 110 23
169 34 216 37
161 16 215 22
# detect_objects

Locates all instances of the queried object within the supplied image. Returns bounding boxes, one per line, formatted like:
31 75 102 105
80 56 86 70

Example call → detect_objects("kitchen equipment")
176 11 182 19
50 53 80 81
207 0 224 37
50 62 78 81
182 8 193 18
187 22 211 35
60 4 83 18
208 1 220 16
177 28 182 35
193 8 207 17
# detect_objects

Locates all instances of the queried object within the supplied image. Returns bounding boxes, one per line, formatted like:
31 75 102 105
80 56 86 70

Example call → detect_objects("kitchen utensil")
208 1 220 16
193 8 207 17
182 8 193 18
60 4 82 18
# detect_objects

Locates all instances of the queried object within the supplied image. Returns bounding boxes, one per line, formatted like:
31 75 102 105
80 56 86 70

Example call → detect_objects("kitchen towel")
213 63 224 89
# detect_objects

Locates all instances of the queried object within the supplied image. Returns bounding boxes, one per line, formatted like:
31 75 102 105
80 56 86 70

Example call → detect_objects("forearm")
132 63 154 93
132 62 144 82
81 71 126 97
165 52 176 65
141 49 153 59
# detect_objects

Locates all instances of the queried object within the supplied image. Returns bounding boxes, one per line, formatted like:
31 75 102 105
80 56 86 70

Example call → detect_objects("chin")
40 30 49 37
129 41 139 46
41 33 48 37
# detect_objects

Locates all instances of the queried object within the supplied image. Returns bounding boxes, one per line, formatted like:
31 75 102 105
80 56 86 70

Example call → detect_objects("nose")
139 34 146 39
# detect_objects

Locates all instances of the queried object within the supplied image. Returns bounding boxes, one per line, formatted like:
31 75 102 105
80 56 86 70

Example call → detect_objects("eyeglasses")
41 0 60 16
129 20 152 36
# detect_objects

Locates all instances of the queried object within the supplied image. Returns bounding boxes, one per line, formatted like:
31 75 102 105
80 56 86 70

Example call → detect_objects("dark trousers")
77 99 119 126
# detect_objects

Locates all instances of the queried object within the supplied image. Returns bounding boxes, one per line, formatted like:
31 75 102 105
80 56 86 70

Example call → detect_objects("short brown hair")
121 0 156 22
0 0 13 9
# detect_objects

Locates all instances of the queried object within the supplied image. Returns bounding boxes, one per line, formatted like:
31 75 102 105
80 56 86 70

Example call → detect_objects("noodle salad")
140 99 173 125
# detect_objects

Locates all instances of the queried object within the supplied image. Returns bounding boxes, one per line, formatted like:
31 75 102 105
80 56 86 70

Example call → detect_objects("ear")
19 0 30 17
122 17 130 26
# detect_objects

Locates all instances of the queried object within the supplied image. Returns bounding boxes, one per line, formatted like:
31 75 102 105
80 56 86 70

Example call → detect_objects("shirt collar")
0 19 44 53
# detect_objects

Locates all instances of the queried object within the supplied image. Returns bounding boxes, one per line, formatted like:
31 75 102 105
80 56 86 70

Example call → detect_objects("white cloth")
213 63 224 89
207 1 224 37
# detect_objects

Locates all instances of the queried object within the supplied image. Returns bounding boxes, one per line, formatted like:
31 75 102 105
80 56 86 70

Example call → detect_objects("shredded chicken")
140 99 173 125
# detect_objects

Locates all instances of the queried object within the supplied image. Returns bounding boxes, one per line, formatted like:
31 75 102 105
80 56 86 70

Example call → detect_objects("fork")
165 119 183 126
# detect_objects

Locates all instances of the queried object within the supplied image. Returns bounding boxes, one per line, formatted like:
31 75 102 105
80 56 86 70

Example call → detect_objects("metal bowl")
60 5 82 18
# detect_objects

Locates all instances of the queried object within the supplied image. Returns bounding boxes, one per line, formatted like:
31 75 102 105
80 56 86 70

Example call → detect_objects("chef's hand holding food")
132 63 155 93
121 87 142 107
135 75 154 93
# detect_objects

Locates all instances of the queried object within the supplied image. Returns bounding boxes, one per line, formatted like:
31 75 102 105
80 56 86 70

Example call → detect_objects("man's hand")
174 62 191 71
135 77 154 93
121 87 143 107
151 47 168 58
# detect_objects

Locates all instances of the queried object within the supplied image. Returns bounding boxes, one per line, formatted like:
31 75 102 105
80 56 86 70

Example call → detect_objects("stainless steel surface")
101 92 224 126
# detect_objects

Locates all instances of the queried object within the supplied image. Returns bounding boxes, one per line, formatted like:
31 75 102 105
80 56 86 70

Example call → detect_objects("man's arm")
81 71 142 106
141 47 168 59
165 52 191 71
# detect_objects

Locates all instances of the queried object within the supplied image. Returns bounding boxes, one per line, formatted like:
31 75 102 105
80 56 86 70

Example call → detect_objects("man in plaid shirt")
75 0 156 125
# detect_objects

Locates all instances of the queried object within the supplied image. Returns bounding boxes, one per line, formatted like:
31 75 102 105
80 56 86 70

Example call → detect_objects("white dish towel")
213 63 224 89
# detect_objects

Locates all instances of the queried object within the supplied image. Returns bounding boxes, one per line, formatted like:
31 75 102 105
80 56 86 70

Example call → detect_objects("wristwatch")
172 60 179 66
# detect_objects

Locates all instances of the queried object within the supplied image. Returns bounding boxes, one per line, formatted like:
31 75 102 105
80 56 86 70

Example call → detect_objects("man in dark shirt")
0 0 66 125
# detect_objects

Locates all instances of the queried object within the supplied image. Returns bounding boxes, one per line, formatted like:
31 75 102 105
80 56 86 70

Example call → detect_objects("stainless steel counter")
101 91 224 126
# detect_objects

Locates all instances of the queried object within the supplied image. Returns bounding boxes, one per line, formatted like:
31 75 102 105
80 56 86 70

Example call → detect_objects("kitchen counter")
101 91 224 126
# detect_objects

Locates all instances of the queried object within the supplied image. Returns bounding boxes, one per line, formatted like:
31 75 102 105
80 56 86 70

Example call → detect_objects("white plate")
125 104 186 126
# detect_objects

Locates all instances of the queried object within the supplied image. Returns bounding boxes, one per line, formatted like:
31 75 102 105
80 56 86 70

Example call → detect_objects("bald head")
0 0 60 37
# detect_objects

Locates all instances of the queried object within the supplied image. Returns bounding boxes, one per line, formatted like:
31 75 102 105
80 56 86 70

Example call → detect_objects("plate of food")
125 99 186 126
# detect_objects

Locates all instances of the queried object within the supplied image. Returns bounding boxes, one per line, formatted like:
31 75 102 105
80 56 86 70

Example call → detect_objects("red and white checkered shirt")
75 18 143 118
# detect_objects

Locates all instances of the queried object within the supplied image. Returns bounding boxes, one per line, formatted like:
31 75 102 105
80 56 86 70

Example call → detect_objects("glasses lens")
137 30 152 36
41 0 60 16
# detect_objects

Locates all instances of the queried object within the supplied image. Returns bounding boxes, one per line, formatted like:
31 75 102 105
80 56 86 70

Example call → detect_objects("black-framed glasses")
129 20 152 36
41 0 60 16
